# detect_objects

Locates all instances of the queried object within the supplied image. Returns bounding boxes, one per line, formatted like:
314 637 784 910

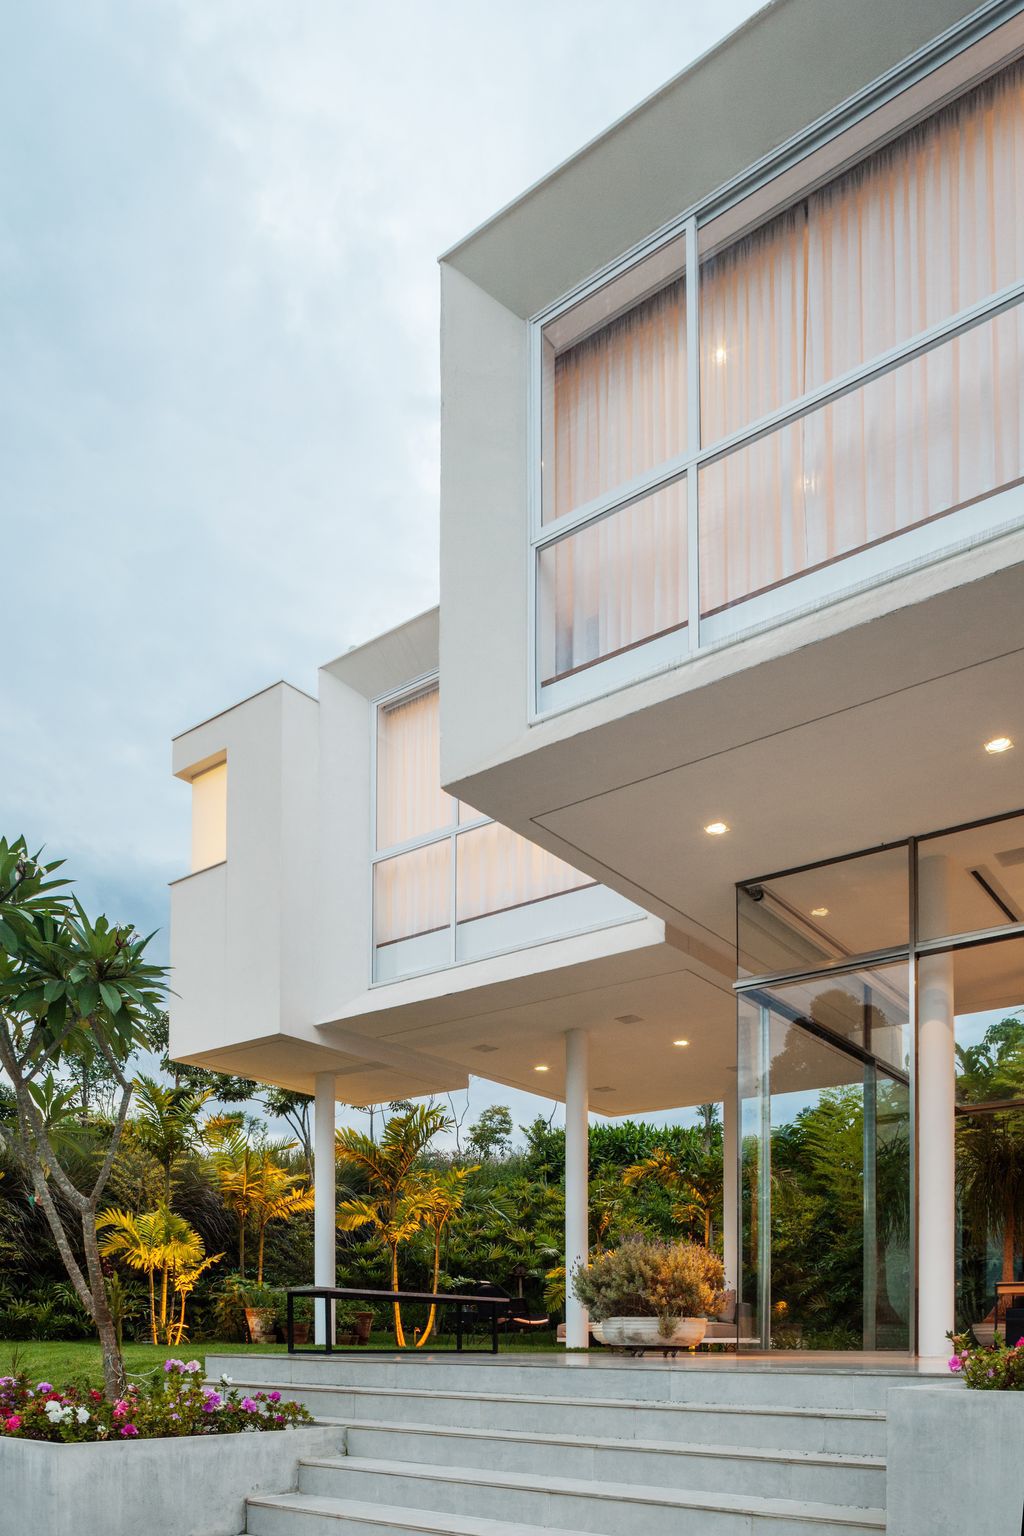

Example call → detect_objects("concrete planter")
600 1316 708 1348
0 1422 343 1536
887 1384 1024 1536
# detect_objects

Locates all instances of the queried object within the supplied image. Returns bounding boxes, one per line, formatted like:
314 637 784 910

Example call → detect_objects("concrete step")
223 1376 888 1455
340 1420 884 1507
279 1455 887 1536
245 1495 604 1536
206 1350 946 1412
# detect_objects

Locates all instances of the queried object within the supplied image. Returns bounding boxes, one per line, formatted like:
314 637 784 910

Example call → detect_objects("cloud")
1 0 758 1132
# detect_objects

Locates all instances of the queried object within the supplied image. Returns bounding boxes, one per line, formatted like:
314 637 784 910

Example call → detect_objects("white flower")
76 1408 90 1425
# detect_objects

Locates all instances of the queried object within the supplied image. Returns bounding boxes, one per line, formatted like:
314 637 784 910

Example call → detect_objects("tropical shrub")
572 1237 725 1334
0 1359 313 1441
949 1332 1024 1389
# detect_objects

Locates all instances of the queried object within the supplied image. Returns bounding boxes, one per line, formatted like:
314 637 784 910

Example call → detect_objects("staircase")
206 1351 950 1535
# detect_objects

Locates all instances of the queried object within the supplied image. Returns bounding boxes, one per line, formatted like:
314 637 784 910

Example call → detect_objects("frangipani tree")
0 838 166 1398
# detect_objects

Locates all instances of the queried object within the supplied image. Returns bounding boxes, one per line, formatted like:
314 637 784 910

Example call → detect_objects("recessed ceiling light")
673 1039 690 1047
533 1064 549 1073
985 736 1014 754
811 907 829 917
704 821 729 836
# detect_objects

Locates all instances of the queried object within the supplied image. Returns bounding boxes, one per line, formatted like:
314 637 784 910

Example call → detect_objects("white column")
917 856 956 1359
722 1083 739 1296
314 1072 337 1347
564 1029 590 1350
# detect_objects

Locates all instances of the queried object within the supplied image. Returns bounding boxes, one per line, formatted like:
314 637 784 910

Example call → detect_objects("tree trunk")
81 1210 126 1400
1003 1203 1016 1282
148 1268 157 1345
416 1232 442 1347
257 1226 265 1286
159 1264 169 1337
391 1245 406 1347
239 1217 246 1279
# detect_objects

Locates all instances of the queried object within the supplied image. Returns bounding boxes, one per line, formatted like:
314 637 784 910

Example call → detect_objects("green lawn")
2 1333 562 1386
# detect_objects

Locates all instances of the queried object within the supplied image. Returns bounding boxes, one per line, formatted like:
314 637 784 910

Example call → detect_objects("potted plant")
238 1283 282 1344
572 1237 725 1348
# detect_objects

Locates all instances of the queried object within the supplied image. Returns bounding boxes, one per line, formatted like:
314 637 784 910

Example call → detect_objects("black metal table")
285 1285 505 1355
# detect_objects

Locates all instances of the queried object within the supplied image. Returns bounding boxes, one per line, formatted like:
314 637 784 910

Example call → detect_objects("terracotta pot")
244 1306 276 1344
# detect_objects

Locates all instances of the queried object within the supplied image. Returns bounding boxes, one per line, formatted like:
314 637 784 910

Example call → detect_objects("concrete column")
314 1072 336 1346
917 856 956 1359
722 1082 739 1295
564 1029 590 1350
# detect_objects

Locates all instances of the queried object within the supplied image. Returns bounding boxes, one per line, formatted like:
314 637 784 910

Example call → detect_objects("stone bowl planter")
600 1316 708 1348
1 1422 343 1536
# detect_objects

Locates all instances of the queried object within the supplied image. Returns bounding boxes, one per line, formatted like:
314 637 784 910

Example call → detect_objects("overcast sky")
2 0 759 1141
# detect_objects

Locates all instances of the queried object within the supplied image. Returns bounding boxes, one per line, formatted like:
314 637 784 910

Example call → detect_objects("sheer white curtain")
456 821 592 924
539 477 687 683
542 275 689 681
552 276 688 519
376 687 454 849
374 842 450 948
699 58 1024 616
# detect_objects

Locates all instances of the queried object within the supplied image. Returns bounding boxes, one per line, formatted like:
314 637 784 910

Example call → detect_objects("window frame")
369 673 640 985
528 4 1024 719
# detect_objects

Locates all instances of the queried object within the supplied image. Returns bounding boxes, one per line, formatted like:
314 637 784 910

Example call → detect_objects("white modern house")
171 609 740 1346
169 2 1024 1528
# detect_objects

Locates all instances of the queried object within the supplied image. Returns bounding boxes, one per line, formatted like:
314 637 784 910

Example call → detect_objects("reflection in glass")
918 815 1024 942
738 846 908 979
373 842 451 981
738 976 911 1351
376 686 455 849
945 936 1024 1337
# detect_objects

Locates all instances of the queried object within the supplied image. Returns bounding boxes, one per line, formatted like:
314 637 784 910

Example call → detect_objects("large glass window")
372 682 633 980
537 478 687 687
737 819 1024 1352
738 976 911 1352
918 812 1024 942
532 53 1024 709
738 846 908 979
541 235 687 524
699 62 1024 444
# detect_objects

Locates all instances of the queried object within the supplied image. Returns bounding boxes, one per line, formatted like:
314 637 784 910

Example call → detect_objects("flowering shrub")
572 1237 726 1336
0 1360 313 1442
948 1332 1024 1390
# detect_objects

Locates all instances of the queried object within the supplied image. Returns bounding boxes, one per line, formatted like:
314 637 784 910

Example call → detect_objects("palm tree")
97 1205 209 1344
205 1119 262 1277
623 1146 723 1247
415 1166 473 1347
249 1148 315 1284
169 1250 223 1345
335 1104 451 1346
133 1075 210 1204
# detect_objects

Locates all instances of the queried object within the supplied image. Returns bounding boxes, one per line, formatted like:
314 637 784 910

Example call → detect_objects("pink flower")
241 1398 258 1413
113 1401 129 1418
119 1424 139 1438
948 1356 963 1372
268 1391 281 1403
36 1382 54 1394
4 1416 21 1432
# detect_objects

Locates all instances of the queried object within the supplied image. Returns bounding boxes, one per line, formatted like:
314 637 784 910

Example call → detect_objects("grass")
2 1332 563 1386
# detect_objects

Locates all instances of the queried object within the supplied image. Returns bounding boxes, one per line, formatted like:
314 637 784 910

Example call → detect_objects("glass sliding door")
737 964 911 1350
